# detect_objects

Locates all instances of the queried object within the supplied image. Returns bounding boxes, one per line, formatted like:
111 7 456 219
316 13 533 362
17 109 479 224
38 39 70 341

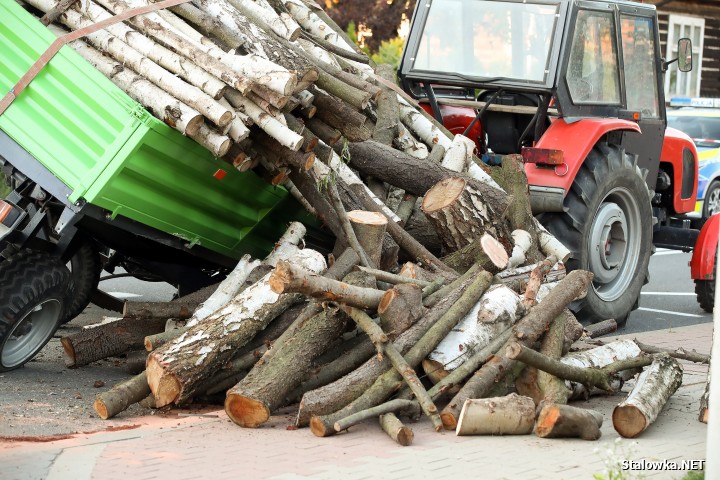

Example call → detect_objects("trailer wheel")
61 240 101 324
540 143 652 325
0 251 71 371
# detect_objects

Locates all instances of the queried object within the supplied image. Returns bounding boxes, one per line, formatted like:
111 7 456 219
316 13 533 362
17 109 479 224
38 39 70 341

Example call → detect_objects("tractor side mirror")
677 38 693 72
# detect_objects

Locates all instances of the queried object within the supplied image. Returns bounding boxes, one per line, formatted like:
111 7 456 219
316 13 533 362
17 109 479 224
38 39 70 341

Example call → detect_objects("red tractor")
399 0 703 324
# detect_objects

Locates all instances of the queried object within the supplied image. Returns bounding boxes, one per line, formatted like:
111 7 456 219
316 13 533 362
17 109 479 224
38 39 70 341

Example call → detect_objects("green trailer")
0 2 314 371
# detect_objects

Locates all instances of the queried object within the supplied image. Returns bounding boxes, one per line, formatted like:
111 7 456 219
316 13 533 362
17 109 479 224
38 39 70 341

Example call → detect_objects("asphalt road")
625 248 714 334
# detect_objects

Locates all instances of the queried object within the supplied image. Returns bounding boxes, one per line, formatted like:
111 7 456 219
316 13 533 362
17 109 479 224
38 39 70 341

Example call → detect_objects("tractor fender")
659 126 698 215
690 213 720 281
525 118 641 192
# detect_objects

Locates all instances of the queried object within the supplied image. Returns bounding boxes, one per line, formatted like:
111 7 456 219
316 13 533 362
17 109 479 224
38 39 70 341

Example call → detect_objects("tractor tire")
61 240 102 324
540 143 653 326
695 280 714 313
0 251 71 371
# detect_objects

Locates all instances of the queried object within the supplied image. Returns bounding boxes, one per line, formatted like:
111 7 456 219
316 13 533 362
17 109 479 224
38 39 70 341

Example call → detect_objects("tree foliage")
325 0 416 52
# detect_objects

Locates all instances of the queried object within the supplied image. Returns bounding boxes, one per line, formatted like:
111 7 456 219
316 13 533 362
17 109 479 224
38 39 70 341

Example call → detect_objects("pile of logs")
27 0 709 445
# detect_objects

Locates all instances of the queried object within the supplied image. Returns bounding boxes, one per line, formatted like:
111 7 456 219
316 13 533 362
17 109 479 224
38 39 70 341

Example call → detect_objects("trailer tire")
540 143 652 325
62 240 101 324
0 251 71 371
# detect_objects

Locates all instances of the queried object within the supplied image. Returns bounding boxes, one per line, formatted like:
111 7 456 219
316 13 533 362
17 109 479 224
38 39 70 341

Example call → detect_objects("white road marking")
106 291 142 299
641 292 696 296
638 307 704 318
653 250 685 256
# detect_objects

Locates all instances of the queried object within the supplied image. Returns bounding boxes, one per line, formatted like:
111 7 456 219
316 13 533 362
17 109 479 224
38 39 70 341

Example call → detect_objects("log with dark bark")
61 317 166 368
535 402 604 440
422 177 512 254
310 271 492 437
584 319 618 338
295 270 480 426
455 393 536 436
146 249 326 407
613 354 683 438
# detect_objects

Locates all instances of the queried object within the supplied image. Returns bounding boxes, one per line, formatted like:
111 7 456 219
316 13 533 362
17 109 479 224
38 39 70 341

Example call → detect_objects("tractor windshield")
409 0 560 84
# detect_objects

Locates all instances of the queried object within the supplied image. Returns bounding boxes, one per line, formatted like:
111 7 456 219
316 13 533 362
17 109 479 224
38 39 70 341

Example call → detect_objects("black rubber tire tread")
0 251 71 371
695 280 714 313
540 143 653 324
61 240 101 324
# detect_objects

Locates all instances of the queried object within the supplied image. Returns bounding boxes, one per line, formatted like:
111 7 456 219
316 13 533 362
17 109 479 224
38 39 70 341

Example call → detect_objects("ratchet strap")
0 0 191 117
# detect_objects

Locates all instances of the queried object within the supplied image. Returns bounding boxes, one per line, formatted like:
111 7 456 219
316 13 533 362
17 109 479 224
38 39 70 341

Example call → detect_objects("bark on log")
332 399 416 432
442 233 510 275
122 302 193 320
358 266 432 288
455 393 535 436
68 40 202 135
346 140 508 208
584 319 618 338
225 306 347 427
633 340 710 364
269 261 385 309
296 271 480 427
377 283 425 338
494 262 566 293
427 284 523 372
535 402 604 440
522 256 558 309
146 249 326 407
507 230 533 268
700 368 710 424
344 307 443 431
310 271 492 437
94 372 150 420
441 135 474 172
379 413 413 446
613 355 683 438
61 317 166 368
348 210 387 269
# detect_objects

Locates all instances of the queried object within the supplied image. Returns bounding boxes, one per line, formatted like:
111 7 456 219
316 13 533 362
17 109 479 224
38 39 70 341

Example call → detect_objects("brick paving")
0 323 712 480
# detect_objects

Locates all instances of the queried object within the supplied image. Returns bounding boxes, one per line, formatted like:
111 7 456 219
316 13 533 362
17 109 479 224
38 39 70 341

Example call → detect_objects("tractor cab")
399 0 698 324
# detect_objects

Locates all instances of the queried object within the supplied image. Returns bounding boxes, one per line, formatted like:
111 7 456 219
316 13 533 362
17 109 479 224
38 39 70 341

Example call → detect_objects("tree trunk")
455 393 535 436
61 317 166 368
613 354 684 438
146 249 326 407
94 372 150 420
224 306 346 427
379 413 413 446
427 284 523 372
535 402 604 440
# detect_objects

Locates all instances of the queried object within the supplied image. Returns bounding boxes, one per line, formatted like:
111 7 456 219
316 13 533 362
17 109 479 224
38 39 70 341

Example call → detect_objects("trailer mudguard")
659 126 698 215
524 118 641 192
690 213 719 281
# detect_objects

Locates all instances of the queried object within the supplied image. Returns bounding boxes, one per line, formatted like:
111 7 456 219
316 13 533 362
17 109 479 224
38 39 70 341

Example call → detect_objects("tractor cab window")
566 10 621 104
621 15 659 118
411 0 559 83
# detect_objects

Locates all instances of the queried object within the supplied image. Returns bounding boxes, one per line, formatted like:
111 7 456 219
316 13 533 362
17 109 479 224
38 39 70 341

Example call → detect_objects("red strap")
0 0 191 116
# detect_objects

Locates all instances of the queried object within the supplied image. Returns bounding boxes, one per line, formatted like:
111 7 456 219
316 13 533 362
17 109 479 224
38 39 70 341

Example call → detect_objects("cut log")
379 413 413 446
442 233 510 275
535 402 604 440
427 284 523 372
61 316 166 368
146 248 326 407
122 302 193 320
494 261 566 293
455 393 536 436
521 256 558 309
347 210 387 269
94 372 150 420
613 354 683 438
269 260 385 309
333 399 416 432
310 271 492 437
584 319 618 338
377 283 425 338
358 266 432 288
422 177 511 253
633 340 710 364
507 230 533 268
440 134 474 173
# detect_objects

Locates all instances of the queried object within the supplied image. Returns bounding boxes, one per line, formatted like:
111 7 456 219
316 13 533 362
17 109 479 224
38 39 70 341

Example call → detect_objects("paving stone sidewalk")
1 323 712 480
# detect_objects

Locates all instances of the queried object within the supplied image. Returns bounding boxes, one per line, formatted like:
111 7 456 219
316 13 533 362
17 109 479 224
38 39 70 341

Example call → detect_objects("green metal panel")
0 2 300 259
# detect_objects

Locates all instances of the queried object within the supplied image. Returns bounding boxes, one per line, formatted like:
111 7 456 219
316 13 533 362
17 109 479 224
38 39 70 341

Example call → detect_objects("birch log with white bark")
612 354 683 438
427 284 523 372
455 393 536 436
146 248 326 407
68 40 203 135
441 135 475 172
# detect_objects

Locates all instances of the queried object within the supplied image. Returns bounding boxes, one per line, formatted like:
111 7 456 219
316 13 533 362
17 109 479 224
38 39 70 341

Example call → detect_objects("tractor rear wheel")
0 251 71 371
540 143 653 325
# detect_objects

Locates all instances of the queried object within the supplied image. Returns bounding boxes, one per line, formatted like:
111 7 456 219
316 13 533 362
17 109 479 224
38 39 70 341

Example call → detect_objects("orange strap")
0 0 191 116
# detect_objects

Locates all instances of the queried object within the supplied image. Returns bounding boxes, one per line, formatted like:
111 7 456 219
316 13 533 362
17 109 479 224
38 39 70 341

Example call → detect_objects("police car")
667 97 720 223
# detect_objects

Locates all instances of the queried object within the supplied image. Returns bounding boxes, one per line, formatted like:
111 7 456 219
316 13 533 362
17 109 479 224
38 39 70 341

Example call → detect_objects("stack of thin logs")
26 0 707 444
